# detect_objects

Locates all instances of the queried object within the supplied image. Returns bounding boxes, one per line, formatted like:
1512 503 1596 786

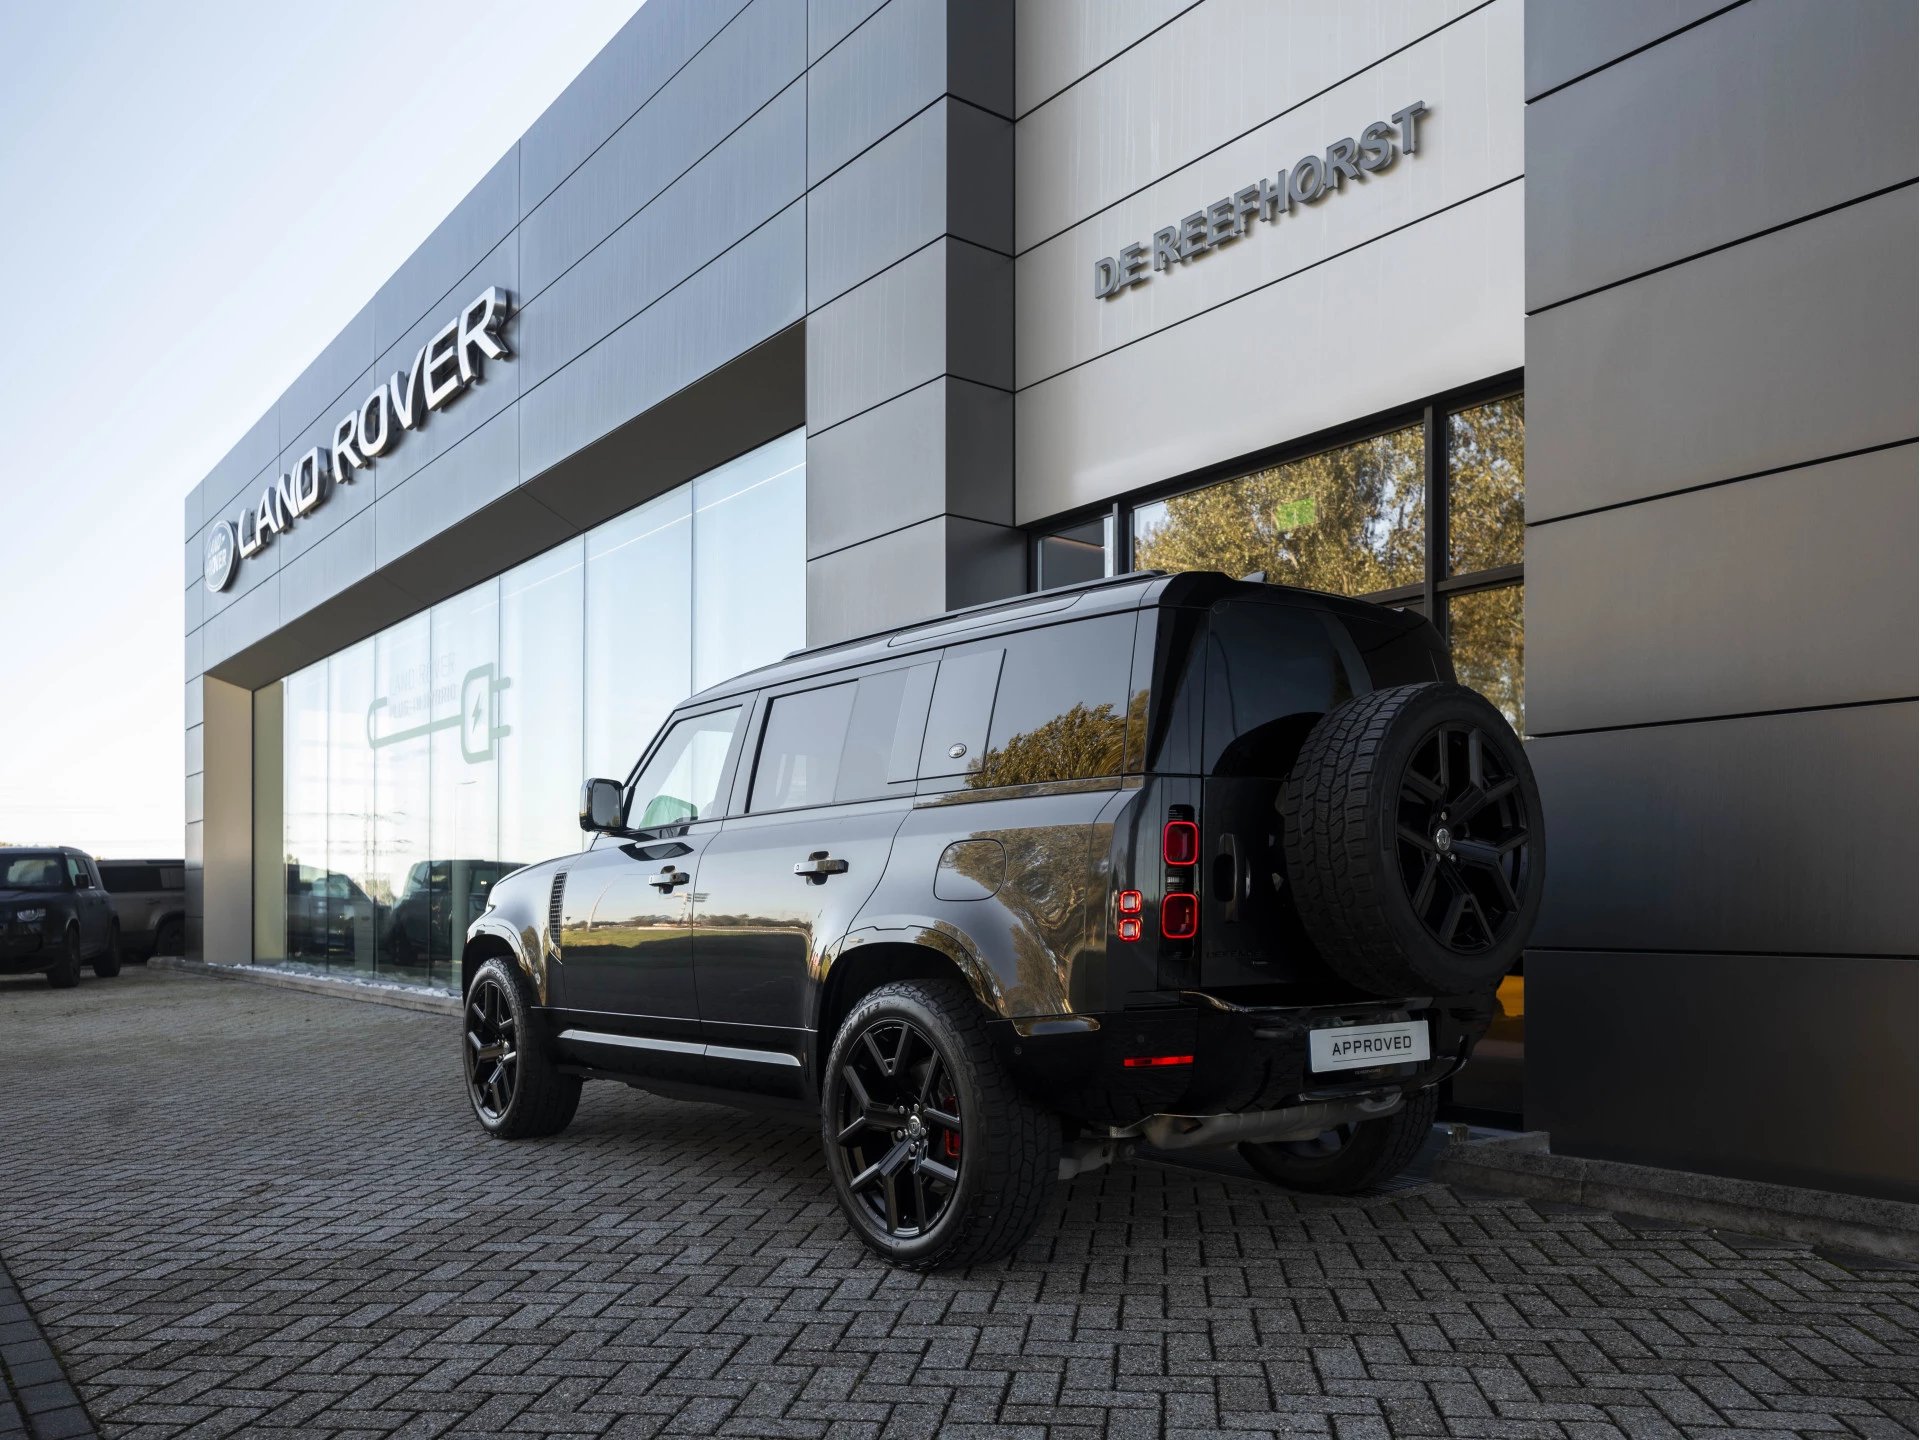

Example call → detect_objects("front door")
689 666 929 1091
551 704 746 1071
66 854 108 954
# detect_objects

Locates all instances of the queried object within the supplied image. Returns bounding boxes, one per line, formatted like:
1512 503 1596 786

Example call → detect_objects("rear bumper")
997 990 1495 1127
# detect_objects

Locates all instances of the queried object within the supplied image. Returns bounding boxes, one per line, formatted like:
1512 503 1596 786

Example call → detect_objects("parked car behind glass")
96 858 185 960
0 847 124 987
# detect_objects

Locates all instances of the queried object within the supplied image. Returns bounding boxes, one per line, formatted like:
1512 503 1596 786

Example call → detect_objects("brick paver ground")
0 966 1912 1440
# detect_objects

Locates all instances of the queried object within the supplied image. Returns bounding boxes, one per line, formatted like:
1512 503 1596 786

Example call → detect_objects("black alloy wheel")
1394 722 1532 954
465 971 520 1123
92 924 123 978
832 1015 964 1241
48 927 82 988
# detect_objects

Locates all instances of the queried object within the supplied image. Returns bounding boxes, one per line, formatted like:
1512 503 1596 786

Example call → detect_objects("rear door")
66 854 110 954
689 661 933 1088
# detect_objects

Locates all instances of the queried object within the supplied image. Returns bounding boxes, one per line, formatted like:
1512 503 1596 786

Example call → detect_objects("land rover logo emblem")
204 521 238 593
1433 826 1453 854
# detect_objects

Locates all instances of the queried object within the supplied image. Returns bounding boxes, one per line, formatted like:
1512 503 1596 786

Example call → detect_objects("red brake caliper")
942 1093 961 1158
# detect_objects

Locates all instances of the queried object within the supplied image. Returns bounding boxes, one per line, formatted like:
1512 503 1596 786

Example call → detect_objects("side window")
102 865 161 893
628 707 741 829
751 683 856 812
969 614 1134 789
65 854 90 889
1202 602 1353 775
920 649 1003 779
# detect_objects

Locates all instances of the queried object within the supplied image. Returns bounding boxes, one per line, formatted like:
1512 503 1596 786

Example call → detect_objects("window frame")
731 655 936 818
617 699 752 834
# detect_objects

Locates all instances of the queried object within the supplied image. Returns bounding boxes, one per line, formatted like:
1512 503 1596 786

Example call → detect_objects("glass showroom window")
251 431 805 991
1042 388 1525 733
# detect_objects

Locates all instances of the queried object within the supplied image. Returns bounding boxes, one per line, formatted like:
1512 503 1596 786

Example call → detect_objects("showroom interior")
183 0 1915 1201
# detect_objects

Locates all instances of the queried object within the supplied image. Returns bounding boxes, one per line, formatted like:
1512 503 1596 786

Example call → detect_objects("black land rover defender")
458 572 1544 1268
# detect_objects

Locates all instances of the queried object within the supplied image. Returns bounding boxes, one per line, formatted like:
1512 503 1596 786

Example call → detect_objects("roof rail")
779 570 1167 661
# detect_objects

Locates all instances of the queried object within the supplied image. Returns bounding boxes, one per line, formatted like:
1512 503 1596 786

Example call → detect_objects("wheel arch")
813 933 999 1078
461 923 540 1005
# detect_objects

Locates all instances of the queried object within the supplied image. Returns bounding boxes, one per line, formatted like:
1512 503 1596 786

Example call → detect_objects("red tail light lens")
1122 1054 1194 1068
1161 892 1198 939
1163 819 1199 867
1117 917 1142 942
1117 889 1143 915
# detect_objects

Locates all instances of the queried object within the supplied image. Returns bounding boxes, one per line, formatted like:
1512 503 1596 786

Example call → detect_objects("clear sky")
0 0 640 857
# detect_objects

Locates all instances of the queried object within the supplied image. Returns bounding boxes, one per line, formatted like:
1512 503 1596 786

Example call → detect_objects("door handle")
648 866 690 891
1217 833 1241 924
793 851 849 883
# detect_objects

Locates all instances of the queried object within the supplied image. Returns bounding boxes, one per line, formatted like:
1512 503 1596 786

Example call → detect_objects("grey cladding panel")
1527 445 1919 733
1525 0 1736 99
184 677 204 732
1526 188 1919 522
806 100 1011 307
271 367 379 570
806 515 950 645
1530 951 1917 1199
805 377 1012 557
276 297 377 443
201 572 283 674
374 407 522 574
518 0 804 301
1528 702 1918 956
278 506 382 631
517 81 804 393
517 201 805 485
810 0 887 61
1014 0 1196 116
1527 0 1919 309
371 149 518 353
807 0 947 185
198 413 279 532
518 0 745 213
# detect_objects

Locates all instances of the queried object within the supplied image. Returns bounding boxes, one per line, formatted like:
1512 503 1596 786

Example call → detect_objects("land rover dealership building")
181 0 1917 1202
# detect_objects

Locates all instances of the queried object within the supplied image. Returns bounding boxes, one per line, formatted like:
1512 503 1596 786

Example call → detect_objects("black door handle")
793 851 849 883
1217 833 1241 923
648 866 690 891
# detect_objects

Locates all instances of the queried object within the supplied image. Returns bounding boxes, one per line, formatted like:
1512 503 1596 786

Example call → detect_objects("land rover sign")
203 286 513 592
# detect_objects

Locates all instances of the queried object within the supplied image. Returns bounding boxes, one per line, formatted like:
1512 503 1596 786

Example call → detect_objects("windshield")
1 854 67 890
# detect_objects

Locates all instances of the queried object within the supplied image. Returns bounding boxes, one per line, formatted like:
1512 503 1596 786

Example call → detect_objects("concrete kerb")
148 955 459 1017
1436 1129 1918 1262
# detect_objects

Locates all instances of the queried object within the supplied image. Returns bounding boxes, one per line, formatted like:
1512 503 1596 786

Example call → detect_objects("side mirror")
579 777 626 834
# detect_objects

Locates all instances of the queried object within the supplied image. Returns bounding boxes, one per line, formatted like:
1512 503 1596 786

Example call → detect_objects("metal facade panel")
275 296 378 443
519 0 804 302
1527 0 1918 310
1528 701 1919 956
1015 180 1522 524
517 201 806 484
806 239 947 431
372 407 522 573
184 677 203 731
270 366 380 568
810 0 888 62
1529 951 1918 1199
201 570 283 672
1525 0 1732 100
807 99 1012 307
805 513 950 644
807 0 948 185
1017 0 1520 388
199 471 284 623
277 504 382 630
518 0 744 213
518 80 805 393
1527 188 1919 523
1527 445 1920 734
1013 0 1477 252
198 413 279 533
371 148 519 356
1013 0 1195 116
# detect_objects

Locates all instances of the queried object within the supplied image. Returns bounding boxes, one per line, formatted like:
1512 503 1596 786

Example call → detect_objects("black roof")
682 570 1416 706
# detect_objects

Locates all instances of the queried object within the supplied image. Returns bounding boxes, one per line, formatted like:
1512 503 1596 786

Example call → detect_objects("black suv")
458 572 1543 1268
1 847 124 987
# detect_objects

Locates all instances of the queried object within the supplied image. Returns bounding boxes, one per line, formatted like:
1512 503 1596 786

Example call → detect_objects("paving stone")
0 967 1913 1440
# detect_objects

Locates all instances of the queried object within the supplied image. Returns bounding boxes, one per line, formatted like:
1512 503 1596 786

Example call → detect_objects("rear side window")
101 864 162 893
1341 612 1449 687
968 614 1134 788
1203 602 1354 775
752 666 927 812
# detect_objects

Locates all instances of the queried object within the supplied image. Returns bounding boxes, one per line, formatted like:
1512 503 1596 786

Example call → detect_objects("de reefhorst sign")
1093 102 1428 299
203 286 513 593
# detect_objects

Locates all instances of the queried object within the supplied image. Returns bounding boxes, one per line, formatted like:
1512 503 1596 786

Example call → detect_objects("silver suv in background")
97 859 185 961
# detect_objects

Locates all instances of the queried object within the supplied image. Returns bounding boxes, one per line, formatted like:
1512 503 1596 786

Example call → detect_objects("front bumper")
0 928 51 974
998 990 1495 1127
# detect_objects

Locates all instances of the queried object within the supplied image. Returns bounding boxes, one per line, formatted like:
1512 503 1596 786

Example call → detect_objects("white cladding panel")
1013 0 1196 116
1013 0 1523 524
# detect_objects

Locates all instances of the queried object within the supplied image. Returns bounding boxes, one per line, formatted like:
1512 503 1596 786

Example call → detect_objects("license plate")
1309 1020 1430 1073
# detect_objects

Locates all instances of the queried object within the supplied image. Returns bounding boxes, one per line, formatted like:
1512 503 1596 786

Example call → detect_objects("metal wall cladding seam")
201 571 283 673
275 298 379 451
1014 0 1479 252
518 80 806 394
807 0 952 186
1527 700 1919 957
277 504 381 629
1525 186 1919 522
1013 0 1196 117
195 414 278 543
1528 950 1919 1200
1526 0 1919 310
810 0 887 62
518 0 747 214
516 199 807 486
805 514 954 645
371 149 520 366
1524 0 1730 100
269 365 381 566
1014 179 1523 525
1016 0 1521 388
372 405 525 575
519 0 805 302
1525 445 1920 734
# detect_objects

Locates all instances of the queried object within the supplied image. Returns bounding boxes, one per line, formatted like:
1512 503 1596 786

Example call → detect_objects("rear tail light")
1116 889 1143 942
1122 1054 1194 1068
1163 818 1199 867
1161 891 1198 939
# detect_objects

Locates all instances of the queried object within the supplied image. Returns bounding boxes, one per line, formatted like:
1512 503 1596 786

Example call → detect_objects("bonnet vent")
548 872 567 956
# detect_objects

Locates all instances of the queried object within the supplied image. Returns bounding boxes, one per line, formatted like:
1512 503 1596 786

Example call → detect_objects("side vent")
548 871 567 958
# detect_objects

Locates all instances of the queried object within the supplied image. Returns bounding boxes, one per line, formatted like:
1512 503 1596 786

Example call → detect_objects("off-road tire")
822 978 1059 1270
92 925 123 978
1239 1086 1439 1194
48 928 82 989
463 957 581 1139
1281 682 1543 996
152 916 184 960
